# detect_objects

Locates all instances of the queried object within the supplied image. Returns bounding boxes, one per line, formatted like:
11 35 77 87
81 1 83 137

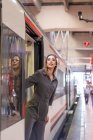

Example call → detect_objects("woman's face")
11 56 20 70
46 55 57 69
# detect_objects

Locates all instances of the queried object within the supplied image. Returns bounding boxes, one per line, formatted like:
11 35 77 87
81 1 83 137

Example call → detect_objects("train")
0 0 77 140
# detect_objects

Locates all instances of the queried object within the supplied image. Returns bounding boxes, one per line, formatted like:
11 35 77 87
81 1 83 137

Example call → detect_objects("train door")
65 68 70 110
25 17 44 104
68 70 71 107
34 38 44 71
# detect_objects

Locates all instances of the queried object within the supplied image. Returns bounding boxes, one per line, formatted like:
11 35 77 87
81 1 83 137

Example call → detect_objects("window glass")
1 24 25 130
55 69 65 98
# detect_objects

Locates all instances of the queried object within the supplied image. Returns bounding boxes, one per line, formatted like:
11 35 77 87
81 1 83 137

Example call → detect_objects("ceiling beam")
63 0 69 11
69 2 93 6
32 0 42 12
23 0 42 12
42 2 64 6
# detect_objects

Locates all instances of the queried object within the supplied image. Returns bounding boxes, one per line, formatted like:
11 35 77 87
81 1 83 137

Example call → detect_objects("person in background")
90 86 93 106
84 85 90 104
25 54 58 140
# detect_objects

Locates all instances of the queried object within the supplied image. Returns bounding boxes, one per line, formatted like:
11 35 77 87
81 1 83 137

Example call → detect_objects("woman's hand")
45 115 49 123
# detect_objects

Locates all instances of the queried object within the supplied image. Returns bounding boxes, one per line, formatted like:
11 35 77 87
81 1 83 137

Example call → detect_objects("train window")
55 69 65 98
0 24 25 130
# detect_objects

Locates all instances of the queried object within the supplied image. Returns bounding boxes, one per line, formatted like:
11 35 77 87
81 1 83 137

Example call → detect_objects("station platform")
58 94 93 140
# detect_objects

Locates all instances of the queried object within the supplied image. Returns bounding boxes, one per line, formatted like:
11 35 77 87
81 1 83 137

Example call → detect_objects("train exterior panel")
43 38 67 139
1 0 26 140
2 0 25 39
1 120 24 140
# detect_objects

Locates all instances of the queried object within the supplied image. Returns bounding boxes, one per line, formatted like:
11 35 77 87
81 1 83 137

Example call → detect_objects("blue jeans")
85 94 89 104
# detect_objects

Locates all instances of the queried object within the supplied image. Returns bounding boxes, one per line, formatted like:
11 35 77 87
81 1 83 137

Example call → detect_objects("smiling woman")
25 54 58 140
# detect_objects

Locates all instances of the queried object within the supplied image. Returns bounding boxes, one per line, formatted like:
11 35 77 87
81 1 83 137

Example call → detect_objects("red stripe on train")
50 104 66 131
25 16 42 37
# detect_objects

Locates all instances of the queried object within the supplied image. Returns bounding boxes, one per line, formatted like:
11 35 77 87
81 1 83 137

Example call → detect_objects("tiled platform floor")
66 94 93 140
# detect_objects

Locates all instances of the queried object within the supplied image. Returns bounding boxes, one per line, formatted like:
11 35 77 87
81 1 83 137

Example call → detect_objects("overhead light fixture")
78 11 93 23
12 0 17 4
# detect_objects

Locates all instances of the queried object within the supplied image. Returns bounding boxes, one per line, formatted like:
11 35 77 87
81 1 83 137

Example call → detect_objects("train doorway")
34 38 44 71
25 34 35 102
25 20 44 106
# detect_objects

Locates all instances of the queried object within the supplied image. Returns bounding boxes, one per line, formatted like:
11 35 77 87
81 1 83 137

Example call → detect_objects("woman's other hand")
45 115 49 123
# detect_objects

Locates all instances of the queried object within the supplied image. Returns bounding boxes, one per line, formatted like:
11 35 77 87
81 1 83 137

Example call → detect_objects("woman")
25 54 58 140
84 85 90 104
90 86 93 106
9 55 22 116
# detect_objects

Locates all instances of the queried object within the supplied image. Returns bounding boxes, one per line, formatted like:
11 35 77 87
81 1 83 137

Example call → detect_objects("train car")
43 38 67 140
0 0 77 140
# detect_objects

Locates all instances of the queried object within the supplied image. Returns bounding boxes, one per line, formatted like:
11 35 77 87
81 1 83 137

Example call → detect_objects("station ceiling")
18 0 93 72
18 0 93 13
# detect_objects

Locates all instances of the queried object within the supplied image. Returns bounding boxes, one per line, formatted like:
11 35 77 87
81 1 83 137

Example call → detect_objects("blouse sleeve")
25 71 39 89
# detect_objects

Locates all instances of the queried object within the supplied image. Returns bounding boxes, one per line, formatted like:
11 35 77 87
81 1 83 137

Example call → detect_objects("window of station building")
0 24 25 130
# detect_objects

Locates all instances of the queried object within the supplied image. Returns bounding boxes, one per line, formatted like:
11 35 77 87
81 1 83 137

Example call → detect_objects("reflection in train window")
1 24 25 130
